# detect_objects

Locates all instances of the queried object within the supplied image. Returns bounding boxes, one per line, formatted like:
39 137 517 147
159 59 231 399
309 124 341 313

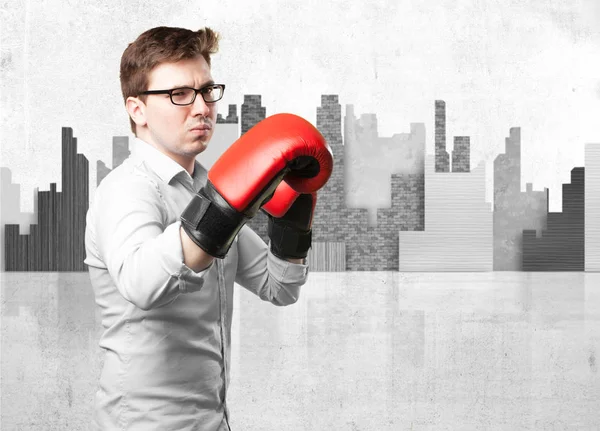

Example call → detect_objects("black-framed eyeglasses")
139 84 226 106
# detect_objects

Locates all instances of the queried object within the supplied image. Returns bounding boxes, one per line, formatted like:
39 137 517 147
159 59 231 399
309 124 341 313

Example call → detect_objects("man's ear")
126 96 147 129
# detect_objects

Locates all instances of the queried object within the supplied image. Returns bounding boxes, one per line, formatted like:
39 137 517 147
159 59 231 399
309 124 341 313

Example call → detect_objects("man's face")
136 55 218 163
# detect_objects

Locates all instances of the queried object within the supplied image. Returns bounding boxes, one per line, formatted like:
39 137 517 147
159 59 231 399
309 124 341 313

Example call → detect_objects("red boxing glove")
262 179 300 217
208 113 332 203
181 113 333 258
263 180 317 260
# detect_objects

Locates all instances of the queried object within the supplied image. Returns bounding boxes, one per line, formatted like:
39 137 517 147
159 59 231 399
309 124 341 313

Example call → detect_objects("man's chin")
187 138 209 155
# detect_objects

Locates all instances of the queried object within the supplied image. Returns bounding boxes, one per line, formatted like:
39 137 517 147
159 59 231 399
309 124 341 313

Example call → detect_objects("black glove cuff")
268 218 312 260
181 183 248 259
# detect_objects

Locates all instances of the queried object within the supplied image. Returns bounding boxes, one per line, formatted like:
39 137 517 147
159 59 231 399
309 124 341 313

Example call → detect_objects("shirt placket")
216 259 231 429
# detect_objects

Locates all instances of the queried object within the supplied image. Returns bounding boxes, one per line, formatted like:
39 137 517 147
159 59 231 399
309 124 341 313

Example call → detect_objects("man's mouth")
190 125 211 131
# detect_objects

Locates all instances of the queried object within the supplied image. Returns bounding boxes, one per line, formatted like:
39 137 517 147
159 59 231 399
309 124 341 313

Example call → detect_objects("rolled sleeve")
234 225 309 306
265 250 309 305
266 250 308 283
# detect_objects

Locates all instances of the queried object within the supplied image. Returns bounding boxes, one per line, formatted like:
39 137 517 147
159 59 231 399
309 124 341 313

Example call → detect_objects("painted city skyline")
2 95 599 272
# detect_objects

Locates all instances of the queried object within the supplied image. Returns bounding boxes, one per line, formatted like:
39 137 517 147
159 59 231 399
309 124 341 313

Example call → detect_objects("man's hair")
120 26 220 134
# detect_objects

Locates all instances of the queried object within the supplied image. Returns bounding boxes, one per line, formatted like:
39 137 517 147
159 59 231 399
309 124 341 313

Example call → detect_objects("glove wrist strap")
181 182 248 259
268 218 312 259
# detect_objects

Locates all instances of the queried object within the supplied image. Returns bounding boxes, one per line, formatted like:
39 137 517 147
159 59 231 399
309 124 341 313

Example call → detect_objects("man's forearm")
179 227 215 272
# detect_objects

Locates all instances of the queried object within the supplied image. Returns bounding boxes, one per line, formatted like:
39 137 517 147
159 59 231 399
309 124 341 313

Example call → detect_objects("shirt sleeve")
87 174 212 310
234 224 309 305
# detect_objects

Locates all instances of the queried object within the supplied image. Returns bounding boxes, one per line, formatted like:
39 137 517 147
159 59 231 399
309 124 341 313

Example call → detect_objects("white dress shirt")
84 137 309 430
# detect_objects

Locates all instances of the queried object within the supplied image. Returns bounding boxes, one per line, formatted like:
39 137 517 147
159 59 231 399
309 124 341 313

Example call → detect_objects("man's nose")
191 93 211 116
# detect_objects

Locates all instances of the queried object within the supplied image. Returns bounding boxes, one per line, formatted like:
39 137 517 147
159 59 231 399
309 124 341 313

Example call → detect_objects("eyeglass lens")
171 86 223 105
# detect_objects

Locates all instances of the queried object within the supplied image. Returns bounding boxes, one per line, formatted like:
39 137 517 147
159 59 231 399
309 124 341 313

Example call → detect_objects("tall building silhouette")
493 127 547 270
523 167 585 271
452 136 470 172
585 143 600 271
435 100 450 172
3 96 587 273
97 136 130 186
4 127 89 271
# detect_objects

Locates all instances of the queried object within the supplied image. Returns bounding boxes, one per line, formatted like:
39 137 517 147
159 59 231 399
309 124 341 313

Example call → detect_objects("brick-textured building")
241 95 266 135
452 136 470 173
435 100 450 172
370 174 425 270
217 104 239 124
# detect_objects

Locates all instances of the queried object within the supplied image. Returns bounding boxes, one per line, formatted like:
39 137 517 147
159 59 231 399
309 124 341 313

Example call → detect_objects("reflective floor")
2 271 600 430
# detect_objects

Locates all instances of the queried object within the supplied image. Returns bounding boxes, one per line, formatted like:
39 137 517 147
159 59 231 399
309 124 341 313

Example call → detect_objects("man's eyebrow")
171 80 215 88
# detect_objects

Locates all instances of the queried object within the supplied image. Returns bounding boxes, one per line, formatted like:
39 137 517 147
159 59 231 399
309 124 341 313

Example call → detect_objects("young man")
84 26 330 430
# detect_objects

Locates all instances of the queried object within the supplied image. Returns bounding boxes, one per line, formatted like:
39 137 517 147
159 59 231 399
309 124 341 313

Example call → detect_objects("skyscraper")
4 127 89 271
435 100 450 172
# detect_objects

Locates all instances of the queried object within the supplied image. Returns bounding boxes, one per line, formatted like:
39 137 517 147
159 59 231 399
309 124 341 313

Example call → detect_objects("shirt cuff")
267 248 309 282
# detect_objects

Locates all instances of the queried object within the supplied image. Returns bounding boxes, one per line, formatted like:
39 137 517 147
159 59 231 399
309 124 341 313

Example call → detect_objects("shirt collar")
130 137 206 189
